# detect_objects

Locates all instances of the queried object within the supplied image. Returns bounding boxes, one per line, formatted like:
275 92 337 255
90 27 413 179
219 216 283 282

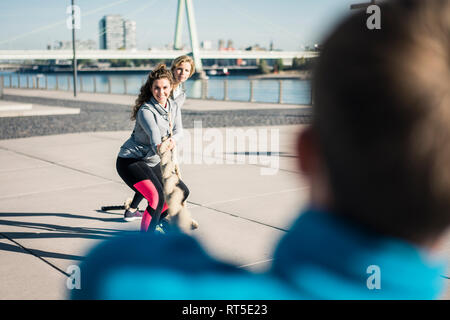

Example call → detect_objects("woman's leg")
116 157 165 232
132 177 164 232
129 192 144 210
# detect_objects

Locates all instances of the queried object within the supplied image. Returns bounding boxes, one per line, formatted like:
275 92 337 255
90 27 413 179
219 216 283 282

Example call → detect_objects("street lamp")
71 0 77 97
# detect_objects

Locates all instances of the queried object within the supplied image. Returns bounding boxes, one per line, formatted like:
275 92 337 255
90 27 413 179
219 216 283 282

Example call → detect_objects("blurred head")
299 0 450 245
171 55 195 84
132 64 174 119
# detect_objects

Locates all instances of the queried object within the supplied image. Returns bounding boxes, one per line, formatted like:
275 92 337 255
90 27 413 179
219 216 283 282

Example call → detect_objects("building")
99 15 123 50
99 15 136 50
245 44 266 51
52 40 96 50
218 39 225 50
201 40 212 50
124 20 137 50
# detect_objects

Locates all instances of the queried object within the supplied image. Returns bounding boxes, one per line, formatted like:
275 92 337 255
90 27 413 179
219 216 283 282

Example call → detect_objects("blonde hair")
170 55 195 80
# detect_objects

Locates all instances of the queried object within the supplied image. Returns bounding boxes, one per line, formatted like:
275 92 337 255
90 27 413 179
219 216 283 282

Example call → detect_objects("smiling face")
151 78 172 106
173 62 192 84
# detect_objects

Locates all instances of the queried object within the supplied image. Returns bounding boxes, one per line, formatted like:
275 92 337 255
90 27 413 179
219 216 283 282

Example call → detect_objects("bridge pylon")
174 0 206 78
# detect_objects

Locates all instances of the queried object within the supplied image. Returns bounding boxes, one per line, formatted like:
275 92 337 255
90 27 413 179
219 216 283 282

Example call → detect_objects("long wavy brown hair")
131 63 174 120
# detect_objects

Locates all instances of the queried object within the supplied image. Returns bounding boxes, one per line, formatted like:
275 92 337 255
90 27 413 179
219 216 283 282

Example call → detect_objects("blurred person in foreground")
72 0 450 299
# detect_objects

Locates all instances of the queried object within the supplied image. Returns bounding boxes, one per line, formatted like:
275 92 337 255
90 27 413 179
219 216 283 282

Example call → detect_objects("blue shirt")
271 209 447 299
72 209 447 300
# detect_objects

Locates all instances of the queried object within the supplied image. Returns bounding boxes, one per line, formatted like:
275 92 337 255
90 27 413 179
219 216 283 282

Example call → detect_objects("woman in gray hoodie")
123 56 195 224
116 64 189 233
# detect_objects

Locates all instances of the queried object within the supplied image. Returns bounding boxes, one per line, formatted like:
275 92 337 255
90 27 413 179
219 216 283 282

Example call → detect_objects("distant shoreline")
7 67 260 76
249 70 312 80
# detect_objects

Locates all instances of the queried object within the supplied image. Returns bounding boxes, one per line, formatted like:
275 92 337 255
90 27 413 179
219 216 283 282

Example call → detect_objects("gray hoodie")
172 85 186 108
118 96 183 167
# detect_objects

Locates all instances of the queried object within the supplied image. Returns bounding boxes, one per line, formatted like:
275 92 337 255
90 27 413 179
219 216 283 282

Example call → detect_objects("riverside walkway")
0 89 448 299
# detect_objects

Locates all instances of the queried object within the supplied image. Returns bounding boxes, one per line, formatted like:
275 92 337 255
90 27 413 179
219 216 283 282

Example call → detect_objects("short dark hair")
313 0 450 244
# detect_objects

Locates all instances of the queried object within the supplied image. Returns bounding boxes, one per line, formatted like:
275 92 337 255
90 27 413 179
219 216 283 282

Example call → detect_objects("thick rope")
100 197 131 211
157 111 198 233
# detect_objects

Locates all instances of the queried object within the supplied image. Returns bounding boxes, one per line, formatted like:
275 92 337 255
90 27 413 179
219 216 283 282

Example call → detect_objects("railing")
0 73 313 105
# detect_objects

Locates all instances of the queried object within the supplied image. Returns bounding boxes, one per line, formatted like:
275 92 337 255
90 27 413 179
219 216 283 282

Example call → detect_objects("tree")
273 59 284 73
258 59 270 74
292 57 306 70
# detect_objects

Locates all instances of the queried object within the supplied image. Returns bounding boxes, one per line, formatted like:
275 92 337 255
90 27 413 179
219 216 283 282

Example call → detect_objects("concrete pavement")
0 99 80 118
0 123 310 299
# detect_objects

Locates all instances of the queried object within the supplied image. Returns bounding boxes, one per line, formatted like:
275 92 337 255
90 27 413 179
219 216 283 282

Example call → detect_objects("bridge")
0 50 318 61
0 0 319 71
1 0 319 94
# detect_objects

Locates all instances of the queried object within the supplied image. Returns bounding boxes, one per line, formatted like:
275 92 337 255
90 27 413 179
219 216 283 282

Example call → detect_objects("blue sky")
0 0 358 50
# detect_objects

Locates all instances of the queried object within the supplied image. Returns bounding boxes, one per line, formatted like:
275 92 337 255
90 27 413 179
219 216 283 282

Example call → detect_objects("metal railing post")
67 76 71 91
223 79 228 101
9 74 12 88
79 76 83 93
17 74 20 88
32 76 36 89
201 79 208 99
0 75 4 98
108 77 112 94
45 75 48 90
55 75 59 90
124 78 127 94
93 77 97 93
278 80 283 104
249 80 254 102
27 75 30 89
36 76 40 89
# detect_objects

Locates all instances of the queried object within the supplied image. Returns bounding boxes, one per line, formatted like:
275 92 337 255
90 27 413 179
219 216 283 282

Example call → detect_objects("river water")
1 72 312 105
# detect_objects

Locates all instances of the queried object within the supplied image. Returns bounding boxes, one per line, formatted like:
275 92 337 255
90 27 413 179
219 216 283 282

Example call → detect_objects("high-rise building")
99 15 136 50
201 40 212 50
218 39 225 50
124 20 136 50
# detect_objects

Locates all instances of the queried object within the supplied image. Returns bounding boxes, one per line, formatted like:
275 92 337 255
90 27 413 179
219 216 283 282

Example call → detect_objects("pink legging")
116 157 189 232
133 180 168 232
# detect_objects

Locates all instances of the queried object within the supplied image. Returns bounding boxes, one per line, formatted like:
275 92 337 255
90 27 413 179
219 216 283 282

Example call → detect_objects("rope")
100 197 131 211
157 110 198 233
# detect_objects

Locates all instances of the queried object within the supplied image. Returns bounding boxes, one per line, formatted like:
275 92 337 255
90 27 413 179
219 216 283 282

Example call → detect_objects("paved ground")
0 99 80 118
0 89 448 300
0 124 308 299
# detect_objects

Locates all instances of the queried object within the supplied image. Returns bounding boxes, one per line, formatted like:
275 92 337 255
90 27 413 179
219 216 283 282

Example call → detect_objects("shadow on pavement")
0 212 138 261
0 241 84 261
